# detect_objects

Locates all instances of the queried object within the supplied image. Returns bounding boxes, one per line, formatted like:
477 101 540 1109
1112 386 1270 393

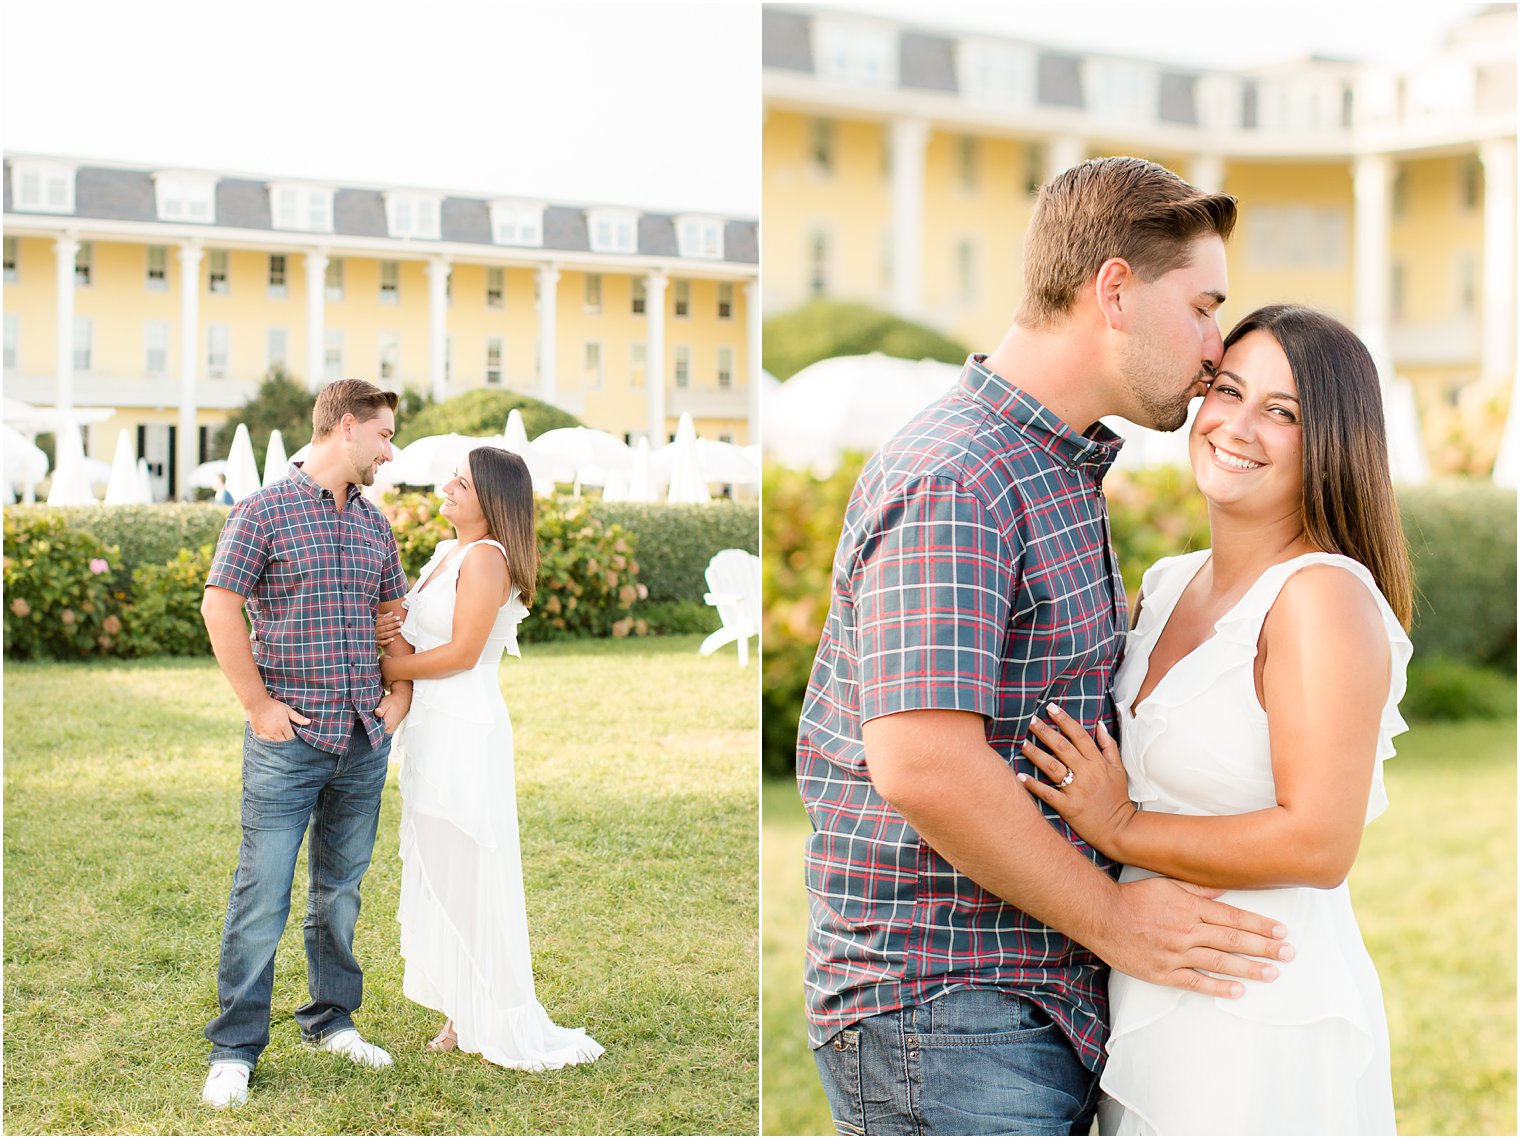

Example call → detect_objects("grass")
4 635 759 1136
761 718 1517 1137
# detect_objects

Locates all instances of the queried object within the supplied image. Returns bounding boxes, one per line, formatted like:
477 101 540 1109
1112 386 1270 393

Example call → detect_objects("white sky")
851 1 1491 69
1 1 761 216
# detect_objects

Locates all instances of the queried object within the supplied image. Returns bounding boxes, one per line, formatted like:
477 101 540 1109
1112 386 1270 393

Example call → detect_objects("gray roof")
762 6 813 73
900 32 957 93
1157 72 1198 126
1036 52 1085 109
3 159 757 265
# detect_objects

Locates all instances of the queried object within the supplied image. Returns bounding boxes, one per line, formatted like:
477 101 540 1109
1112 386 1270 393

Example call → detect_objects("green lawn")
762 719 1517 1137
4 636 758 1136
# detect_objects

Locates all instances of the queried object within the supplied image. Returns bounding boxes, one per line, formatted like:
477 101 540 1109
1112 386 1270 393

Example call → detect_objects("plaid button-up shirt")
205 463 409 754
796 355 1129 1071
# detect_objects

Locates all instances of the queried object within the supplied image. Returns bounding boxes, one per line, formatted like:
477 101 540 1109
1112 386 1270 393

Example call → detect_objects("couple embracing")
199 380 601 1109
799 157 1411 1135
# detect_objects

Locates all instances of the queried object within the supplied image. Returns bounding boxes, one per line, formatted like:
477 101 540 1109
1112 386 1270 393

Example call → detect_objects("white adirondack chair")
699 548 761 666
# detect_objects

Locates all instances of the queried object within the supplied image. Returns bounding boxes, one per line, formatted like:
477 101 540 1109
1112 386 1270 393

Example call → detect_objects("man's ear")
339 411 357 441
1093 257 1132 331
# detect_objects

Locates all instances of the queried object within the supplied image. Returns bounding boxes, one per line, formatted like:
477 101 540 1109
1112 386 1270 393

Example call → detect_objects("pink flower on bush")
90 558 110 575
10 598 30 618
102 615 123 635
60 609 76 625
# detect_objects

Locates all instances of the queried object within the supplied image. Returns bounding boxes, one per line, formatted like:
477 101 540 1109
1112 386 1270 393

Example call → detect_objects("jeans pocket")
813 1029 866 1136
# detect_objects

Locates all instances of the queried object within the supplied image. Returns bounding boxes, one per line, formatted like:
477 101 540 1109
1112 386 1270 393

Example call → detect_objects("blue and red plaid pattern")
205 463 409 754
797 354 1130 1071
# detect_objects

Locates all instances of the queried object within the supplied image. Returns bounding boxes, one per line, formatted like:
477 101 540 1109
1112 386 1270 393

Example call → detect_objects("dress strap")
463 537 509 562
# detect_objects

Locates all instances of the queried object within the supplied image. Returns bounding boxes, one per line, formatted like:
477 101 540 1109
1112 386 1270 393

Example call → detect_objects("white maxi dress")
1098 550 1411 1136
394 537 604 1070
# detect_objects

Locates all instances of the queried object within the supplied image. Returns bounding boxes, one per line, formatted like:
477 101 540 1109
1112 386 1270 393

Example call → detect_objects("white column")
53 235 80 422
427 257 451 403
1045 136 1085 183
537 264 561 407
745 280 761 446
889 116 929 318
1188 154 1226 194
176 242 203 500
1480 139 1516 385
645 270 668 444
1352 154 1395 385
303 250 327 393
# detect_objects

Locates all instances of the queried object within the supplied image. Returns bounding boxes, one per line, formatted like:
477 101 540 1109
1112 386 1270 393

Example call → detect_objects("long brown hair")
1017 156 1238 329
466 446 539 606
1221 305 1413 628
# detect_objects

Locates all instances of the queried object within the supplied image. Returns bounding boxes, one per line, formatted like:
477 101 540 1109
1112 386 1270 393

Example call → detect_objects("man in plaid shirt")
799 158 1294 1135
199 379 414 1109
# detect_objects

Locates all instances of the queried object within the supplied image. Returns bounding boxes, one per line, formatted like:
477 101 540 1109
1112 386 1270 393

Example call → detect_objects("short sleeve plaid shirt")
796 355 1129 1071
205 463 409 754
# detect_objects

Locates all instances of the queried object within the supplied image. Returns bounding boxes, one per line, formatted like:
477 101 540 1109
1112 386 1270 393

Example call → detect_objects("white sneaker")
201 1061 250 1108
312 1028 394 1069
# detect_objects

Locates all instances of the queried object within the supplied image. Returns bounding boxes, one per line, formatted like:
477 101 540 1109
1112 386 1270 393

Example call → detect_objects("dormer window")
385 191 442 240
269 182 334 233
676 215 724 260
958 40 1036 107
153 170 217 223
10 158 76 214
813 16 897 87
1081 59 1159 124
587 207 639 254
490 200 544 247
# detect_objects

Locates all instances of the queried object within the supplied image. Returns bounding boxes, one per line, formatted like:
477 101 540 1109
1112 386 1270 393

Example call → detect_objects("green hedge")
31 504 230 593
585 500 758 603
761 461 1517 776
762 300 971 382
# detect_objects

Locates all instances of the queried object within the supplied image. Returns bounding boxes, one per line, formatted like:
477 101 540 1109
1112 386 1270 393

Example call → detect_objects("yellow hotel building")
3 157 759 499
762 4 1515 435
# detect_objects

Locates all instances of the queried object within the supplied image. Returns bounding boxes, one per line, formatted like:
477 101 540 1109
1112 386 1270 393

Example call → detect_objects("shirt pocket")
347 527 386 596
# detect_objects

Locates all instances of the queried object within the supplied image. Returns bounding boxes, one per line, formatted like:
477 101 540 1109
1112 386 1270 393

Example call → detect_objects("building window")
208 249 229 295
813 18 897 86
11 159 75 214
632 277 647 315
267 254 287 298
674 279 690 318
810 118 834 173
584 340 602 388
325 257 344 301
956 238 978 303
1245 206 1347 270
378 332 399 383
484 336 504 385
490 201 544 247
146 246 168 292
1392 167 1408 218
74 242 93 287
588 208 639 254
385 192 442 240
3 236 15 282
717 282 734 319
207 324 229 379
1462 156 1481 211
1456 253 1477 315
809 230 829 297
380 261 399 304
958 39 1036 107
268 327 289 371
676 215 724 259
153 171 216 222
958 136 979 191
1025 144 1043 195
4 313 19 370
144 321 170 376
717 346 733 389
585 273 603 314
324 329 343 380
486 267 504 308
74 317 93 370
270 183 334 233
1082 59 1159 124
674 344 691 388
630 342 646 388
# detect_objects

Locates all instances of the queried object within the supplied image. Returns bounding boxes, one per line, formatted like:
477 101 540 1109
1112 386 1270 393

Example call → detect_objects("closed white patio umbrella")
262 429 290 487
47 420 98 505
104 428 151 504
225 424 263 502
665 413 711 504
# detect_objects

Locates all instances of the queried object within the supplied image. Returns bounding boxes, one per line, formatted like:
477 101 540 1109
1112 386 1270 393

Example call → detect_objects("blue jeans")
205 720 390 1069
813 989 1100 1136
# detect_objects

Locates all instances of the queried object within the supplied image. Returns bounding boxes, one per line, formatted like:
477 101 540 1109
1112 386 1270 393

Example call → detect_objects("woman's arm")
380 546 510 682
1023 565 1391 890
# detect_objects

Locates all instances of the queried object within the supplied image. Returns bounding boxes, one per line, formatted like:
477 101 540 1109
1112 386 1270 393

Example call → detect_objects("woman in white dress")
379 446 603 1070
1019 305 1413 1135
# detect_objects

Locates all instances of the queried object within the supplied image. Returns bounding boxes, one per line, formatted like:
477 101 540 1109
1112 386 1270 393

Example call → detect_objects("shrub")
2 510 124 659
762 300 970 382
1106 466 1211 600
394 389 582 447
586 501 758 603
121 546 216 657
212 368 316 471
1399 482 1516 672
638 598 720 636
376 492 454 581
530 500 647 641
1401 657 1516 722
30 504 230 593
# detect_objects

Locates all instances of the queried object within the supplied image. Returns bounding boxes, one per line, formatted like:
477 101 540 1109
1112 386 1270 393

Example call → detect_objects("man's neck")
982 319 1117 436
298 444 357 507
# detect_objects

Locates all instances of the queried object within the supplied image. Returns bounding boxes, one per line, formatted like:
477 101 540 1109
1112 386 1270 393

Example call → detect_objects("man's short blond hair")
312 379 398 440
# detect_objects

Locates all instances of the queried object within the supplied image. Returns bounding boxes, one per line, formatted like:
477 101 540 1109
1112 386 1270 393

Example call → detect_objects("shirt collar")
289 461 364 506
960 353 1124 476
